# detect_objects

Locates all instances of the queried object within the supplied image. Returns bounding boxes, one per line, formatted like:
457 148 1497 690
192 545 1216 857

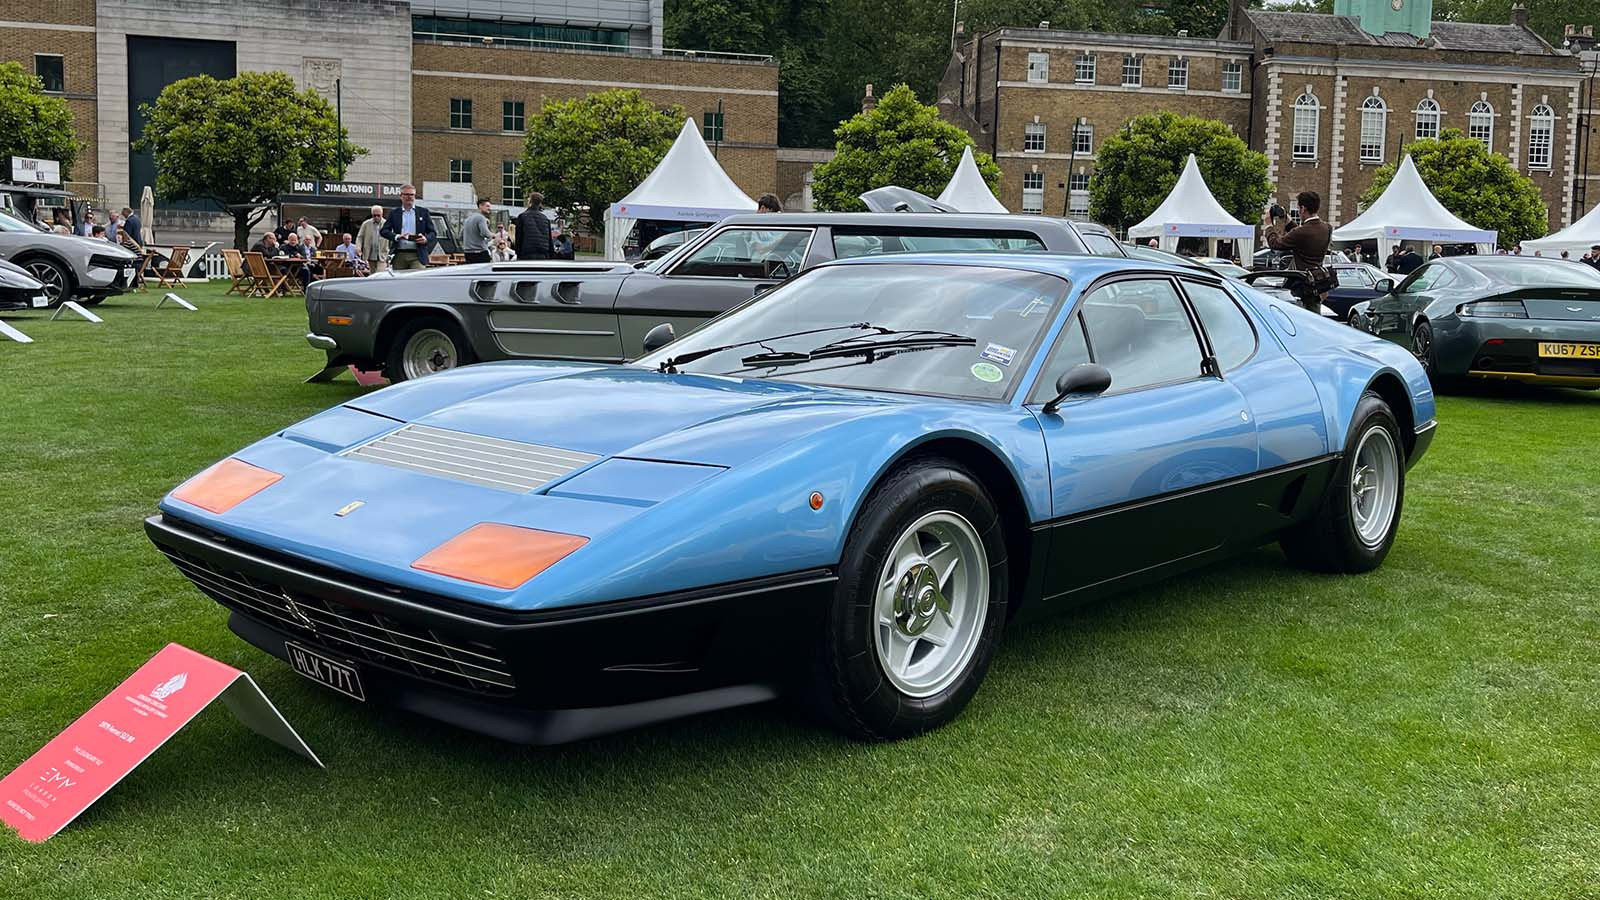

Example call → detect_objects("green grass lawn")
2 282 1598 899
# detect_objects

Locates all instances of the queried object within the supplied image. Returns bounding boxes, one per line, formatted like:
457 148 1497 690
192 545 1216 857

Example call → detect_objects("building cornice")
998 80 1251 100
1261 55 1584 83
412 69 777 97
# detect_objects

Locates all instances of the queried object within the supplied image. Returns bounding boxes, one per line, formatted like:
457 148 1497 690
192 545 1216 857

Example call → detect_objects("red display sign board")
1 643 321 843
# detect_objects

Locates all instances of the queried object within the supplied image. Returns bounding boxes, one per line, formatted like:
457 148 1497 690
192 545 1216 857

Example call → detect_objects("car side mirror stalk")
1042 363 1112 414
642 322 675 354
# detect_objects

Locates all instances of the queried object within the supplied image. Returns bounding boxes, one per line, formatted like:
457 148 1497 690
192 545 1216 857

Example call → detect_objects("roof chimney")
862 83 876 114
1510 3 1528 28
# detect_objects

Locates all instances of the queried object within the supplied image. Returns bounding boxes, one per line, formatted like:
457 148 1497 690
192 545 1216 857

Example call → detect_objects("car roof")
821 251 1215 282
714 212 1080 231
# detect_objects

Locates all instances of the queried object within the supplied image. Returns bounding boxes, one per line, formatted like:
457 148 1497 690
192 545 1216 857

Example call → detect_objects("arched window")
1414 97 1440 140
1528 104 1554 170
1292 92 1320 161
1468 100 1494 151
1359 95 1387 163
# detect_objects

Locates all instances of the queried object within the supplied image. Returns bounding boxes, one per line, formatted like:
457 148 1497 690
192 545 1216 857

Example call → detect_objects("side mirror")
642 322 675 354
1375 278 1395 294
1042 363 1112 414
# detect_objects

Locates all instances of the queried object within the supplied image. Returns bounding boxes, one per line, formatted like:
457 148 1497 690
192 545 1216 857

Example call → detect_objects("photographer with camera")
1262 192 1334 313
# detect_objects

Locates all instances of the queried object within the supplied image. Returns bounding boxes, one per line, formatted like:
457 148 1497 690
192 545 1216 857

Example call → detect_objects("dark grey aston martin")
303 212 1096 381
1348 255 1600 390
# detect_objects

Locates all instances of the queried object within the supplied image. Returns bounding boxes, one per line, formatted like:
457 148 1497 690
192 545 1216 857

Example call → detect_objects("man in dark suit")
1392 246 1424 276
380 184 437 270
515 191 553 261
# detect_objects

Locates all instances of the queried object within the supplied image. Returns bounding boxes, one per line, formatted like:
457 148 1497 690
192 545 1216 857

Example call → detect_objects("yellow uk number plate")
1538 342 1600 359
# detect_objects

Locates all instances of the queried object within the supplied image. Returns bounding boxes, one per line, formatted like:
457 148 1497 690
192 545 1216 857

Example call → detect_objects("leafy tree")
1359 128 1547 245
811 83 1000 211
1089 111 1272 230
0 62 79 178
135 71 364 250
519 89 685 236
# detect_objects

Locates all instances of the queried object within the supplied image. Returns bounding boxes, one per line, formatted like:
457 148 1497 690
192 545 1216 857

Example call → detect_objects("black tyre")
384 315 474 382
811 457 1009 741
1280 391 1405 574
20 258 73 308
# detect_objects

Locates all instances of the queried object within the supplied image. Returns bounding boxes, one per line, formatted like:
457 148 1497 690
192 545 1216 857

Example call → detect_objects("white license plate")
30 296 48 308
285 641 366 701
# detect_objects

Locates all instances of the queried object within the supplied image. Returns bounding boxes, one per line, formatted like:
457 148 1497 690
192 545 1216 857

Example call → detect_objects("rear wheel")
20 258 72 307
1280 391 1405 574
811 457 1008 741
385 316 474 382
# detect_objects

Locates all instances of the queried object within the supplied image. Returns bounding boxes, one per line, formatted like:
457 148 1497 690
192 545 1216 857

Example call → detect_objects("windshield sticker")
1020 297 1051 318
981 343 1017 366
970 362 1004 383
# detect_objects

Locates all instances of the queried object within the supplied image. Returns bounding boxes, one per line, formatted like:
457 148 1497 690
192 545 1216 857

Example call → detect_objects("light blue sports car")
146 254 1435 744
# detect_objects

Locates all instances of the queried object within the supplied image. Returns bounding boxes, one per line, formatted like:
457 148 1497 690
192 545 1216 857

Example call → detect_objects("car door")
469 265 629 362
612 226 819 356
1027 275 1259 601
1368 263 1455 350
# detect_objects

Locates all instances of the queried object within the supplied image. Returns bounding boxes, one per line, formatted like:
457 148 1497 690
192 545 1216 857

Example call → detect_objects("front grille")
341 423 597 493
160 546 516 695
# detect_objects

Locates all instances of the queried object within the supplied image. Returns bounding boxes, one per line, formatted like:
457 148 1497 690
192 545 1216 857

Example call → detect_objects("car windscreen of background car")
635 263 1068 400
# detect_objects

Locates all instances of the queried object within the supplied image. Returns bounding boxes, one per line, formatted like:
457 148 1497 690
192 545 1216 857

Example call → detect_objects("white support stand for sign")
157 292 197 310
50 301 103 323
0 320 33 343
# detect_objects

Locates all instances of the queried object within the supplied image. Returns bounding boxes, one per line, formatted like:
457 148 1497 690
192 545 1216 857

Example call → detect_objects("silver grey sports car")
1348 255 1600 389
0 257 47 311
0 208 141 306
304 211 1099 381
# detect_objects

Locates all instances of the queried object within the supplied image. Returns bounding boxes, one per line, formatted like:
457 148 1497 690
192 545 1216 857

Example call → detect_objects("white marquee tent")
1127 155 1254 261
1523 201 1600 254
1330 155 1497 257
604 118 755 260
937 147 1008 213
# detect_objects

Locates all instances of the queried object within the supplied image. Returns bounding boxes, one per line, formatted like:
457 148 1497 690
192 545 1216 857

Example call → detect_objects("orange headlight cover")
170 458 283 514
411 523 588 590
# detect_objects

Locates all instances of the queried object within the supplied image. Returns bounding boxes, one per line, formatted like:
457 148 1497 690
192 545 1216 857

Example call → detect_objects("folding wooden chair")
221 249 254 296
152 246 189 288
131 251 157 293
244 252 288 298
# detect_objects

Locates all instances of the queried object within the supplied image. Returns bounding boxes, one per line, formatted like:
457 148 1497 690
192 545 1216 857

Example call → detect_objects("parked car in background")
1119 243 1215 274
1193 257 1252 278
1318 262 1395 318
639 228 707 261
0 208 141 307
1347 255 1600 389
305 212 1097 381
151 252 1435 744
1253 247 1351 270
0 257 48 310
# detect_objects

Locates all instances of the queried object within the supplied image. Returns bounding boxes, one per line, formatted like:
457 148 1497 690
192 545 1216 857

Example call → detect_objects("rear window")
1080 233 1124 256
1463 258 1600 288
831 228 1045 259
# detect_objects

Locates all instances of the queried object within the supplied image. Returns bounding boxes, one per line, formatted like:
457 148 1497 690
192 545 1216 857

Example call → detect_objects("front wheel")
1280 392 1405 573
21 258 72 307
811 457 1008 741
384 316 474 382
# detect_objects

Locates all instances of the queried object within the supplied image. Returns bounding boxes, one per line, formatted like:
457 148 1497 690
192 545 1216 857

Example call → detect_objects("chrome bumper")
305 332 339 352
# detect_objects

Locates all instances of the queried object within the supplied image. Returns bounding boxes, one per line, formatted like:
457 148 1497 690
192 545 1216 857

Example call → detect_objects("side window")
1337 266 1373 287
831 229 1045 259
1079 278 1203 392
1028 316 1092 404
1079 232 1124 256
1399 264 1444 293
671 228 813 278
1182 280 1257 372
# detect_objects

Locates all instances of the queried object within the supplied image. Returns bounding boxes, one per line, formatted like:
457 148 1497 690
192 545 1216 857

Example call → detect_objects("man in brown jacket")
1263 191 1333 311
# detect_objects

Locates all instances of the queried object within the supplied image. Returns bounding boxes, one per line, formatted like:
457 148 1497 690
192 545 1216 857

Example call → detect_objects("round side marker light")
809 492 824 510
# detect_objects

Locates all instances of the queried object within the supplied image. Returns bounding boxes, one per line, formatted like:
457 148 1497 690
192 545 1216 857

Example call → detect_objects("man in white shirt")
296 217 324 252
380 184 437 271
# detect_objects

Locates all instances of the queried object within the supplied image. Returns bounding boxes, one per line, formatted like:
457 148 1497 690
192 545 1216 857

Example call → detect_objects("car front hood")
349 362 896 465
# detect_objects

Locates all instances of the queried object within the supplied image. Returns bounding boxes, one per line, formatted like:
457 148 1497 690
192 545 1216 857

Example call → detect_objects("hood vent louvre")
342 423 597 492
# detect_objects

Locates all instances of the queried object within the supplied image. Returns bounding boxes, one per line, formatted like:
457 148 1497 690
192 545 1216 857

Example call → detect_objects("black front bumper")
145 514 835 744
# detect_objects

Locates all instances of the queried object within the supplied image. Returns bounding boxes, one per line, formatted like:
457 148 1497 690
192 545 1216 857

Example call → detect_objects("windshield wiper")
741 330 975 367
658 323 875 373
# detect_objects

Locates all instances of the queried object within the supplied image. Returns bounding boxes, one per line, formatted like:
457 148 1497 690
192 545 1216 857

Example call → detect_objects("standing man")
1392 245 1423 276
120 207 143 248
77 211 96 236
757 193 783 213
355 205 388 273
296 217 324 251
514 191 553 261
462 197 492 264
1428 244 1444 260
1587 245 1600 271
381 184 437 271
1262 191 1333 312
106 210 121 243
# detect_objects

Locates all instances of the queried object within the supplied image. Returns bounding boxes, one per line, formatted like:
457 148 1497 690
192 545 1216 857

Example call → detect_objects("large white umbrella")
139 185 155 246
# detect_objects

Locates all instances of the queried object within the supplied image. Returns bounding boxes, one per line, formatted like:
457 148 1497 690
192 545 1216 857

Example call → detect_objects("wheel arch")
1363 371 1416 457
11 250 78 287
858 434 1037 619
373 303 472 364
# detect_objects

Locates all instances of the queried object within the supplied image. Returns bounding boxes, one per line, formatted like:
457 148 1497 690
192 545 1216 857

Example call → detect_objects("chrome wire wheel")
23 261 66 303
1349 424 1400 548
872 510 989 698
401 328 459 380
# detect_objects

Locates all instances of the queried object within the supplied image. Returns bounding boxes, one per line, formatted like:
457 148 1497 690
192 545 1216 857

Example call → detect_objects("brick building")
0 0 777 225
940 0 1599 236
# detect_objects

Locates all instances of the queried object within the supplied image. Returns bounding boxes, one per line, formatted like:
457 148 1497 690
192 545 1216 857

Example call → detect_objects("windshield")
0 209 47 233
633 263 1068 400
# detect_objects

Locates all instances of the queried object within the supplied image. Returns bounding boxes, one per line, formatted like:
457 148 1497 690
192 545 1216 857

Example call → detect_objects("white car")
0 208 141 307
